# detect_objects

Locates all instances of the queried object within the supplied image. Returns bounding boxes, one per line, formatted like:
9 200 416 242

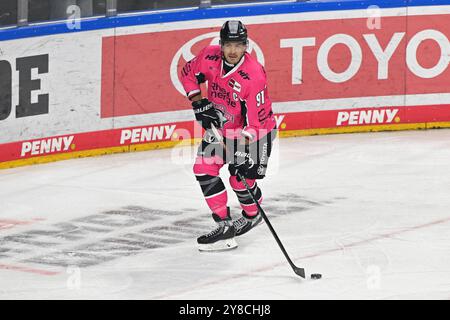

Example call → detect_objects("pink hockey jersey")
180 45 276 141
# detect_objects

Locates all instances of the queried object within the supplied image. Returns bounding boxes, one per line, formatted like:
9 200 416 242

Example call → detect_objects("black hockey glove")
229 145 266 180
192 98 222 130
229 131 276 180
230 150 253 180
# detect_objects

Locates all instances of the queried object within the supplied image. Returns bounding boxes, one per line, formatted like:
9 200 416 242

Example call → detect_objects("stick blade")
294 267 306 278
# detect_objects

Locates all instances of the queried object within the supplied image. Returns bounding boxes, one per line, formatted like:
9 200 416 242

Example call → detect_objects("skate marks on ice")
0 195 335 271
258 193 335 216
0 206 185 269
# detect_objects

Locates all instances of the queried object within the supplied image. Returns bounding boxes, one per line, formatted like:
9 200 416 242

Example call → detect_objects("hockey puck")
310 273 322 280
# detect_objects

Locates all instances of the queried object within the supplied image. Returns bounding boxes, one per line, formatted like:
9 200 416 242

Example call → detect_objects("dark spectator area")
0 1 17 27
0 0 294 27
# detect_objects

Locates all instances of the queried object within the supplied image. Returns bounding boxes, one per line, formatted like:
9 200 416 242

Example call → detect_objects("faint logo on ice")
366 265 381 290
66 265 81 290
170 32 265 96
0 203 330 269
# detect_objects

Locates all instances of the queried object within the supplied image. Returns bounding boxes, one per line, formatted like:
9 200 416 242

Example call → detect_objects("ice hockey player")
180 20 277 251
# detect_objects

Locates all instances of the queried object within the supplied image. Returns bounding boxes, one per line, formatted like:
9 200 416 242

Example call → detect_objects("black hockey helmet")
220 20 248 45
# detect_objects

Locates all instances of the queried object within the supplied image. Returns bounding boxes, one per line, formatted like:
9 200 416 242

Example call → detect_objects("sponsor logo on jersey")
210 82 237 108
21 136 75 157
259 142 268 164
238 70 251 80
336 108 399 126
257 165 266 176
205 54 220 61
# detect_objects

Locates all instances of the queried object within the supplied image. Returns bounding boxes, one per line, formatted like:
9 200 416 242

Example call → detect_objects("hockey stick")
210 124 305 278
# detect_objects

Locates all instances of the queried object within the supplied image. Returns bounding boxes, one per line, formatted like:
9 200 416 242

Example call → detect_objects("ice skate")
232 210 263 236
197 211 237 251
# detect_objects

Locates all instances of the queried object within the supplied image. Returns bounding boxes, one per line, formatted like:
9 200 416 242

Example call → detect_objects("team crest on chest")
228 78 242 93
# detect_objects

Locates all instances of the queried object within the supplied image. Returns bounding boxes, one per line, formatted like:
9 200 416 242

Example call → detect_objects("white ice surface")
1 129 450 300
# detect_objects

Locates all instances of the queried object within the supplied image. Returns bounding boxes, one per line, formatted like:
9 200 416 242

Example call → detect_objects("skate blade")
198 238 238 252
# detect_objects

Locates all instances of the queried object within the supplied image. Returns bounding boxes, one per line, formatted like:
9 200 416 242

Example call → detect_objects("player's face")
222 41 247 65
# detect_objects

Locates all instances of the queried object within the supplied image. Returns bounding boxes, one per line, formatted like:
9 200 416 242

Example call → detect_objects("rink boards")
1 1 450 168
